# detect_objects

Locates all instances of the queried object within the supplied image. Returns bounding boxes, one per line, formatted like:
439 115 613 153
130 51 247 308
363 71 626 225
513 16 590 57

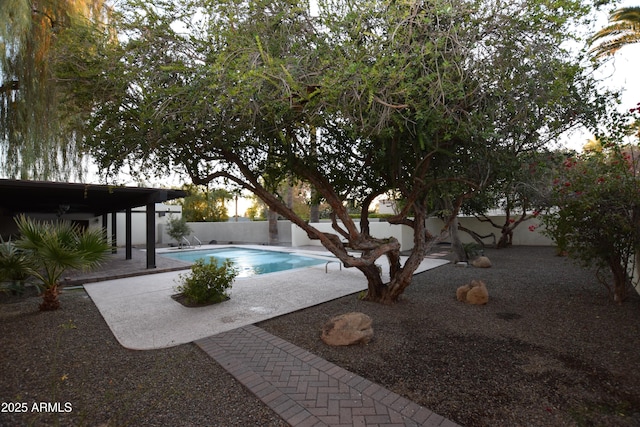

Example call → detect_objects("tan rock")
321 312 373 346
466 280 489 305
456 284 472 301
456 280 489 305
471 256 492 268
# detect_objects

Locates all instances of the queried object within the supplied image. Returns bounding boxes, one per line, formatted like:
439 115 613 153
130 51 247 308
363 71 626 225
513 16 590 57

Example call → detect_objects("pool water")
159 247 325 277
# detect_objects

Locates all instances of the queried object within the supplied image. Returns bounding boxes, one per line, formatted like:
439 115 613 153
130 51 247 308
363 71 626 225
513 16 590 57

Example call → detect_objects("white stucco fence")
159 220 293 246
104 204 551 249
153 215 552 250
290 216 552 251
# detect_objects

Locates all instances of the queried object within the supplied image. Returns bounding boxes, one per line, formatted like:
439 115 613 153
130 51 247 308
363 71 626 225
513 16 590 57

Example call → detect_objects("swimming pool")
158 247 326 277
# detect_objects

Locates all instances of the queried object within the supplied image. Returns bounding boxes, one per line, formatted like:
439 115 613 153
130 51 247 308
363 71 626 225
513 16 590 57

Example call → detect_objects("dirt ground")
1 245 639 426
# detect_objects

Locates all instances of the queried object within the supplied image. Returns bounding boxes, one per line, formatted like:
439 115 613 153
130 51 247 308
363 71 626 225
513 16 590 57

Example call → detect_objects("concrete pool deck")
81 245 450 350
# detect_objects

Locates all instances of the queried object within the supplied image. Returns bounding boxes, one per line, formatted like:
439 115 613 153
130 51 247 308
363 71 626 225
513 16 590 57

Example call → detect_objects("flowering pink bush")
542 145 640 302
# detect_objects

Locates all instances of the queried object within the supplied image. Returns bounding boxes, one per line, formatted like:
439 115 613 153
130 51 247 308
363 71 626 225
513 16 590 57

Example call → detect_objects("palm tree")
14 215 111 311
589 7 640 60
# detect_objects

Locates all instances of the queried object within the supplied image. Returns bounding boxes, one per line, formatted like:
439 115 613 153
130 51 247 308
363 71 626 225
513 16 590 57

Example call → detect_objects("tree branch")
0 80 20 93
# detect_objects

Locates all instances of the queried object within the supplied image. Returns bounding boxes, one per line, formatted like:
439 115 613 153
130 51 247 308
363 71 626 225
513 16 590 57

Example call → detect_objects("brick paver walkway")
196 325 461 427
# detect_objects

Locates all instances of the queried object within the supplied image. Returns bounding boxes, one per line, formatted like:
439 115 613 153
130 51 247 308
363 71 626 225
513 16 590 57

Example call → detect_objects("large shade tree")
81 0 608 303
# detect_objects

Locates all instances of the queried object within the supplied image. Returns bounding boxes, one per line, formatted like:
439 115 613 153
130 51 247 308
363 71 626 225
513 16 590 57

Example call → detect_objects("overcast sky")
561 0 640 151
594 0 640 107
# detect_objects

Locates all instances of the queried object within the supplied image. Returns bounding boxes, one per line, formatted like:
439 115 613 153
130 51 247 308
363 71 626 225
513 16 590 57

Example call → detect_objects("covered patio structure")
0 179 186 269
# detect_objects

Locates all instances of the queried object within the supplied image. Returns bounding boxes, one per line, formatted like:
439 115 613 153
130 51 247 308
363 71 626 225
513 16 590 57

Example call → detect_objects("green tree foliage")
0 0 112 180
14 214 110 310
80 0 609 303
589 6 640 60
253 181 329 221
0 236 31 294
462 150 567 249
245 197 265 221
166 215 192 246
180 186 232 222
543 136 640 303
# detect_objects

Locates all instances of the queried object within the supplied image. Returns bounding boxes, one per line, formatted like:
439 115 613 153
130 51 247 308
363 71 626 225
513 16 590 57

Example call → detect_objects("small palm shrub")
175 258 238 305
14 215 110 310
0 238 32 295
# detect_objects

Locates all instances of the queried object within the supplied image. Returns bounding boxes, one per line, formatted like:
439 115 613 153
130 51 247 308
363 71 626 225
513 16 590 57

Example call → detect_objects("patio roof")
0 179 186 216
0 179 187 269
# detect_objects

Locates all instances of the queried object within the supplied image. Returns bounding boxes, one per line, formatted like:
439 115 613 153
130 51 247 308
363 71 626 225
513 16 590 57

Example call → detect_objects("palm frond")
590 34 640 59
592 22 639 39
76 228 111 268
589 6 640 59
609 7 640 23
0 237 33 281
13 214 111 288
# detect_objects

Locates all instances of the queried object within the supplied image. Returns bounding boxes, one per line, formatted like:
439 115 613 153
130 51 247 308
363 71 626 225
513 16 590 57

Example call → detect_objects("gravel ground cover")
1 245 639 426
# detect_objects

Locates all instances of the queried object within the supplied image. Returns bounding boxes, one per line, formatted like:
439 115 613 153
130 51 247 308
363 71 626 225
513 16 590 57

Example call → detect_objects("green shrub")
0 238 32 295
175 258 238 304
166 215 192 246
542 145 640 303
463 242 484 259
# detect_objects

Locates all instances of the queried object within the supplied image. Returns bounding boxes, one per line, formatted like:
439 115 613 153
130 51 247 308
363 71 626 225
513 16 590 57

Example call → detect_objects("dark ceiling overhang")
0 179 187 217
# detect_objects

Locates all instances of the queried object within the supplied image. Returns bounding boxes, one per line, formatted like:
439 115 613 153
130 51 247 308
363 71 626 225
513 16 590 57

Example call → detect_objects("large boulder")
321 312 374 346
456 280 489 305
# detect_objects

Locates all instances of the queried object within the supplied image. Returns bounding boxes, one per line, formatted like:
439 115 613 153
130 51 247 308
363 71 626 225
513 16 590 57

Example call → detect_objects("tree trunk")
386 248 401 279
383 273 415 303
359 264 414 304
268 209 278 245
286 185 293 210
309 204 319 223
359 263 388 302
458 224 493 248
609 256 629 303
636 251 640 295
238 157 427 304
363 243 430 303
449 216 466 262
359 208 434 304
496 225 512 248
39 285 60 311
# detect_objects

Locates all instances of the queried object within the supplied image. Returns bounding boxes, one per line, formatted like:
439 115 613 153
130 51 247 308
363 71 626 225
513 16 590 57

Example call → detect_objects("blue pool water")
159 247 325 277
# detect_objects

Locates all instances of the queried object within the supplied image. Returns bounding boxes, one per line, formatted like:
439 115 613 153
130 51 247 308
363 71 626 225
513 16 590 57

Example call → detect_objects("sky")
594 0 640 103
561 0 640 151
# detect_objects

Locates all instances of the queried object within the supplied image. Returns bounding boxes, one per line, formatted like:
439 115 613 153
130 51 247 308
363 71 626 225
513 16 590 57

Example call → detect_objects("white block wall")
291 216 552 250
